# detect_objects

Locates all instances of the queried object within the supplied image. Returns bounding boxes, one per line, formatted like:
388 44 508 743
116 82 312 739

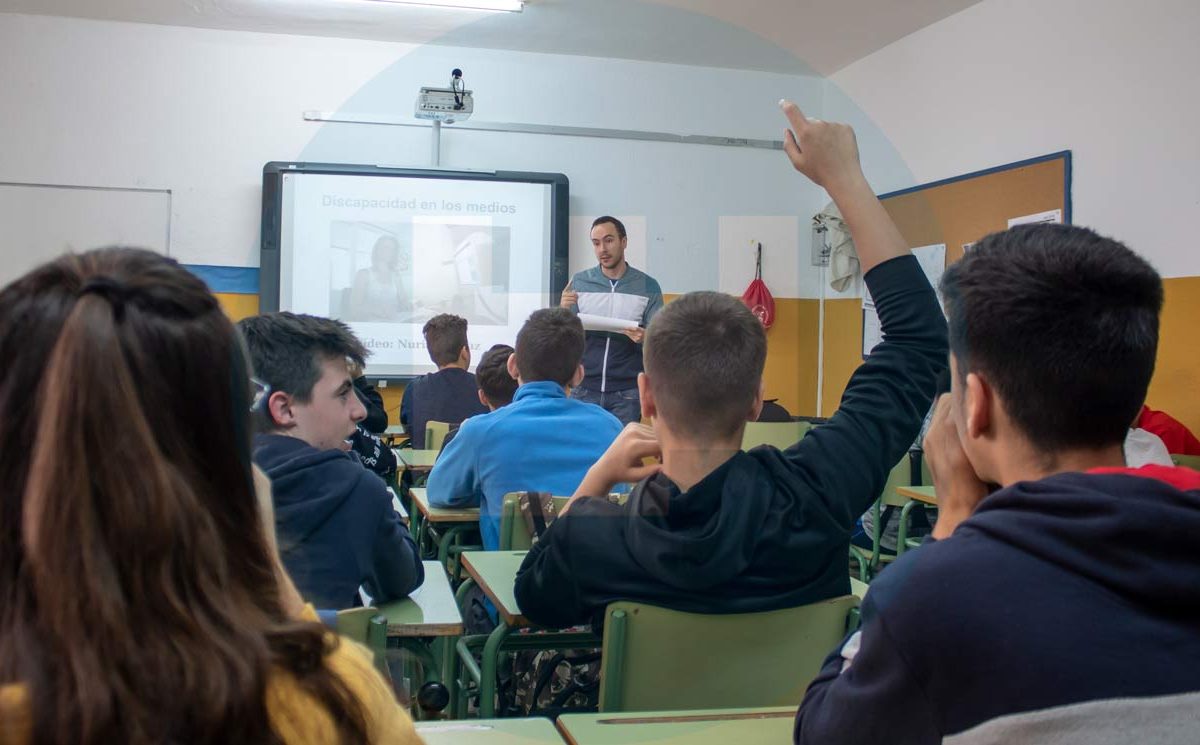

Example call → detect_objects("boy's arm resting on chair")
777 101 948 526
425 418 482 508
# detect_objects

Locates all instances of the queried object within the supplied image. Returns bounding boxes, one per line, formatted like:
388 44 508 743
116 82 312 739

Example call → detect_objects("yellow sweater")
0 612 423 745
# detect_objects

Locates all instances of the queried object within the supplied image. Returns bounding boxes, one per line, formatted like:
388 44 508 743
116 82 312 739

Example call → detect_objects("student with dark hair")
794 209 1200 739
515 103 947 629
475 343 519 409
427 309 623 550
240 312 423 610
560 215 664 425
346 360 397 478
399 313 487 448
437 344 518 453
0 248 419 744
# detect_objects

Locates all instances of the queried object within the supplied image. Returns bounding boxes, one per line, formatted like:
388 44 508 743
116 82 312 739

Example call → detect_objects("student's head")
591 216 628 271
0 248 367 744
371 234 399 271
511 308 585 388
423 313 470 368
640 291 767 444
940 223 1162 481
476 343 518 410
238 312 368 452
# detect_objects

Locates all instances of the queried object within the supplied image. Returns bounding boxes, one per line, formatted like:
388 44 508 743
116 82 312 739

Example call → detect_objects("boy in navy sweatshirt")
794 163 1200 740
515 102 947 629
239 312 423 610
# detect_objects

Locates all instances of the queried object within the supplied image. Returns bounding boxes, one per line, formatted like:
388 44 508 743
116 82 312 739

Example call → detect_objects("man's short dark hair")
423 314 469 367
592 216 627 239
238 312 367 405
941 223 1162 452
644 292 766 441
515 308 585 386
476 344 517 407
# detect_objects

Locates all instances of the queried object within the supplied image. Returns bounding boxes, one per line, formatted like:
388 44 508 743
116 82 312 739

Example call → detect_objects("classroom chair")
425 420 451 453
335 607 391 683
1172 454 1200 470
498 492 571 550
855 456 924 580
741 420 812 451
597 595 859 712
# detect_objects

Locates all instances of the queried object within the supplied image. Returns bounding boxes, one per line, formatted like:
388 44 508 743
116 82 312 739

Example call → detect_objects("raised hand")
560 279 578 309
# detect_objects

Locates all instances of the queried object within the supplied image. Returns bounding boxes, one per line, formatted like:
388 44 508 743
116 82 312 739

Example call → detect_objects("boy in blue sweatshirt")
791 101 1200 742
427 308 623 550
239 312 423 610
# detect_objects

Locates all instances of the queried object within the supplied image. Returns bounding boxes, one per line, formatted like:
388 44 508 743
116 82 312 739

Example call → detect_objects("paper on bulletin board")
1008 209 1062 228
862 243 946 358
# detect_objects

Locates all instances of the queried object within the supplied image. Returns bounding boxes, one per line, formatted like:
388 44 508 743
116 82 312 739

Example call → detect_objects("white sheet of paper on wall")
1007 209 1062 228
862 243 945 357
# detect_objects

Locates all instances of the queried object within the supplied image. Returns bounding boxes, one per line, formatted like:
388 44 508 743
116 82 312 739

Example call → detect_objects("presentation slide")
275 171 558 378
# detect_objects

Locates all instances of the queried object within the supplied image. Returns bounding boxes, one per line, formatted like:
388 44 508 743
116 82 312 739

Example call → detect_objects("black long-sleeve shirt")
514 255 948 629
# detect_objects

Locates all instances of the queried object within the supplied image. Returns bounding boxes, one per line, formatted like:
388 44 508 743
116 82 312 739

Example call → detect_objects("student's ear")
638 373 657 420
507 352 522 384
478 389 490 408
267 390 296 429
963 372 992 440
459 345 471 367
748 379 766 421
570 363 585 388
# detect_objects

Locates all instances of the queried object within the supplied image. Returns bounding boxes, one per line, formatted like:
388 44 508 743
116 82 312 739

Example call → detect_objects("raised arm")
780 100 908 273
776 100 947 527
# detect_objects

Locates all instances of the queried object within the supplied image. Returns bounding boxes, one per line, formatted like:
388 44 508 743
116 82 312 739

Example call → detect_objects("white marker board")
0 182 171 289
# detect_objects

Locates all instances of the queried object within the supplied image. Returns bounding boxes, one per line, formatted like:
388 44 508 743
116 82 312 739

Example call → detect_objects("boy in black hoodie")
794 191 1200 739
239 312 423 610
514 102 948 628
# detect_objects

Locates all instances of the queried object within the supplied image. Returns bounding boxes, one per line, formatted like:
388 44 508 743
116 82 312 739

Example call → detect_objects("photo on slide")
329 219 511 326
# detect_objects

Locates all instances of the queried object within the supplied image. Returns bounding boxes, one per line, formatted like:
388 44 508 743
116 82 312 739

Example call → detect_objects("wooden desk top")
394 448 439 472
461 550 530 628
895 485 937 505
417 718 565 744
411 487 480 523
557 707 796 745
374 561 463 637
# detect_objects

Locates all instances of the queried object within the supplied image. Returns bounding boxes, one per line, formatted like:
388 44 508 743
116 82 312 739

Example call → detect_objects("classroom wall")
0 11 838 417
821 0 1200 433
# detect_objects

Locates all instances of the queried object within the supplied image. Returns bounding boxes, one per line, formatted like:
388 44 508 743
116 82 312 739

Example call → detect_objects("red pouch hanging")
741 242 775 329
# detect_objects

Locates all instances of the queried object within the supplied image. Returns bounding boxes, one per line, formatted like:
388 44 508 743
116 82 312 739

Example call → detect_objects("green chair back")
425 420 451 452
1171 454 1200 470
598 595 858 712
498 492 571 550
741 421 812 451
335 607 390 682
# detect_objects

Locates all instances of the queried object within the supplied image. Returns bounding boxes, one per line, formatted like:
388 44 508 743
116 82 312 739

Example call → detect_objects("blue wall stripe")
185 264 260 295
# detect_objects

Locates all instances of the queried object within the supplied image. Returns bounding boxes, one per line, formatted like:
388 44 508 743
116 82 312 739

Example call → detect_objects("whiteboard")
0 182 171 289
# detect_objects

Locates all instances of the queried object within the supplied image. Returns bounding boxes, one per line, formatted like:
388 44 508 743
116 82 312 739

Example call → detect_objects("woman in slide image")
0 248 419 745
350 234 408 322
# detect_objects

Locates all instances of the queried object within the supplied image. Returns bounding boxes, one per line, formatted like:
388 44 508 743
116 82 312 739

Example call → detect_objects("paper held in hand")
579 313 640 333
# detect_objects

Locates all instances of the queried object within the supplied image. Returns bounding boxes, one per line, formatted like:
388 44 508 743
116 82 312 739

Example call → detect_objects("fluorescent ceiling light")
358 0 523 11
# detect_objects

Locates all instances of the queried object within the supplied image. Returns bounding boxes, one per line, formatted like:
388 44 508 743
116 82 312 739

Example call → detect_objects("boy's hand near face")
924 394 991 539
567 423 662 510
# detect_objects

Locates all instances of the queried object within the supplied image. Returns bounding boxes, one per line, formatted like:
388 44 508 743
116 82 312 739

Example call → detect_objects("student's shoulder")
552 497 626 547
864 536 996 631
269 626 420 744
565 396 623 426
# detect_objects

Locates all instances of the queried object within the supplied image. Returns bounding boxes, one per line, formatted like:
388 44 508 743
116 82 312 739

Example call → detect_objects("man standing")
561 216 664 425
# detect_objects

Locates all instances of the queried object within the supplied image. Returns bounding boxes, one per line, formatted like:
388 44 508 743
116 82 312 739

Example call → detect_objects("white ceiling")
0 0 982 75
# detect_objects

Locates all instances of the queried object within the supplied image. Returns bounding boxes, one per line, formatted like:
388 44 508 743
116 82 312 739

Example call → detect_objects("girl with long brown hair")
0 248 420 745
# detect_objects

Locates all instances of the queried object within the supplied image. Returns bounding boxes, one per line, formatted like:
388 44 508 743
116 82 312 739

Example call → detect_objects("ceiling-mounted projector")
415 68 474 123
